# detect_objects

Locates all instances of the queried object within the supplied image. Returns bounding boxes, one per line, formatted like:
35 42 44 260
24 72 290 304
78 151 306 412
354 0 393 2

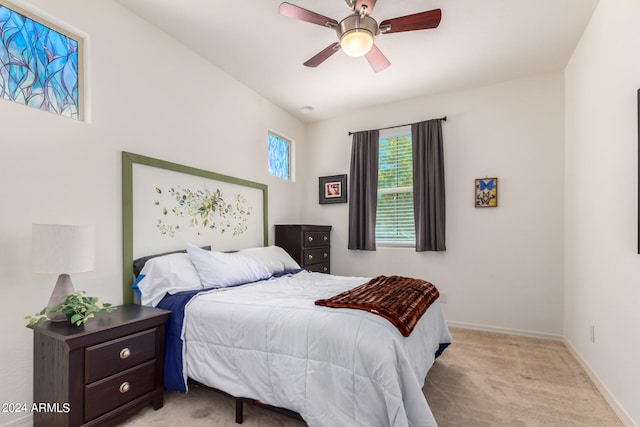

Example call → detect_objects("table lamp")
32 224 95 322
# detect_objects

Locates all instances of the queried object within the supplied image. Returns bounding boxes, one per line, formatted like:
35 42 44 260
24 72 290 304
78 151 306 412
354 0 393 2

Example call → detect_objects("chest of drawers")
28 304 170 426
275 224 332 273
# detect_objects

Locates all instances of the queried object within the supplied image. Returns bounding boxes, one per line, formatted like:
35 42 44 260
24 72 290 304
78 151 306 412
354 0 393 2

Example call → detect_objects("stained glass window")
0 2 82 119
268 132 291 180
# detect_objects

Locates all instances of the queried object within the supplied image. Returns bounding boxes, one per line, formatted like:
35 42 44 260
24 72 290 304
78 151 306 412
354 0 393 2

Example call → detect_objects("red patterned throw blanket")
315 275 440 337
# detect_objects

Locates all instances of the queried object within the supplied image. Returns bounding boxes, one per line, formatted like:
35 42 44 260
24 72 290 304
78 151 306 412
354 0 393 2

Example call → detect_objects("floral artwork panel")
154 185 252 238
0 3 81 119
475 178 498 208
132 163 265 257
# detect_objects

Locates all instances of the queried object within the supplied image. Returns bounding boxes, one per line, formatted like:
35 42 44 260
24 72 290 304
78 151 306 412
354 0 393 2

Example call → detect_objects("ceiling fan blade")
379 9 442 34
304 42 341 67
278 2 338 28
354 0 377 15
364 44 390 72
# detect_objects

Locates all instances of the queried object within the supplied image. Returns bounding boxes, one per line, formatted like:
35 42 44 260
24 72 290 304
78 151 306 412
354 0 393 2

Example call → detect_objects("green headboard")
122 151 268 304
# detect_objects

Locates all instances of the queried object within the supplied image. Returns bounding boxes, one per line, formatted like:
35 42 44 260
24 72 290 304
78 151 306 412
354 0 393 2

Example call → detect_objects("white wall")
2 1 637 426
565 0 640 425
304 72 566 339
0 1 306 425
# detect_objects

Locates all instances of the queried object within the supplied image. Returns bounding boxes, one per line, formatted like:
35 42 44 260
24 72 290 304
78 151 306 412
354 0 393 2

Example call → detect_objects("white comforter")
182 271 451 427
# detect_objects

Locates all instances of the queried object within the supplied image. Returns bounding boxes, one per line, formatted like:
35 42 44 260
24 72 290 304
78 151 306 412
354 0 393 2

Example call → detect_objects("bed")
121 152 452 426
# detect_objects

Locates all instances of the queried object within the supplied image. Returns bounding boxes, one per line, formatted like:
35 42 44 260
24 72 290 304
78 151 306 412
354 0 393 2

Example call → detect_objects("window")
376 126 415 245
0 2 83 120
268 132 291 180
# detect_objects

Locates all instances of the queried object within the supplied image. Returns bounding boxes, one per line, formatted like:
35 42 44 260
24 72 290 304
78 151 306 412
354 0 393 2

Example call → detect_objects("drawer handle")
119 382 130 394
323 235 328 241
308 236 313 242
323 266 328 272
119 348 131 359
323 252 328 258
308 254 313 261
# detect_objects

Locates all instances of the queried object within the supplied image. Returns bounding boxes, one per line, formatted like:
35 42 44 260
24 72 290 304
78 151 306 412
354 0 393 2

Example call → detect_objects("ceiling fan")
278 0 442 72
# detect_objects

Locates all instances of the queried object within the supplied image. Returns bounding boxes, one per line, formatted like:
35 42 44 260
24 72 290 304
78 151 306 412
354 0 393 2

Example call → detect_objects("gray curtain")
412 119 446 251
348 130 379 250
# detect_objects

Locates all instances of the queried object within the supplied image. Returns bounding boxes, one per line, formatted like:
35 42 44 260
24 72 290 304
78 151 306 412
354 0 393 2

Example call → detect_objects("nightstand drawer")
84 359 156 422
85 328 156 383
303 247 329 266
307 262 330 273
303 231 330 247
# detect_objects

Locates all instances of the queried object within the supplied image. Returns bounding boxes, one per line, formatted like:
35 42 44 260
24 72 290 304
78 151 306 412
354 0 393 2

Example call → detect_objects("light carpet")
118 327 622 426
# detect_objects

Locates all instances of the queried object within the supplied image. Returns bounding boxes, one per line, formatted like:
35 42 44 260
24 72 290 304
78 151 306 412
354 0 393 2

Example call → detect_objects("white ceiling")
116 0 599 123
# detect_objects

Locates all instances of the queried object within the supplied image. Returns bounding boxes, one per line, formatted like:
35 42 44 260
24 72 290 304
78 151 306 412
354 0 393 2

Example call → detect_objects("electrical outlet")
439 291 447 303
589 322 595 343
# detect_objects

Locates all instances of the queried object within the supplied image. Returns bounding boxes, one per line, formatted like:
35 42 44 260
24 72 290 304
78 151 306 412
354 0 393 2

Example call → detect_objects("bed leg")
235 398 244 424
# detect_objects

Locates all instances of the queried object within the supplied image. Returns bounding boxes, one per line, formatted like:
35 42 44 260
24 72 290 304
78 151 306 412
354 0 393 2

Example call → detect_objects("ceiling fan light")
340 29 373 57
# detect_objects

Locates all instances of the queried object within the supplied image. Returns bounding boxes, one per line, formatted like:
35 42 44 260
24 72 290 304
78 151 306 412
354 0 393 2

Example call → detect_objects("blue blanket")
157 289 201 392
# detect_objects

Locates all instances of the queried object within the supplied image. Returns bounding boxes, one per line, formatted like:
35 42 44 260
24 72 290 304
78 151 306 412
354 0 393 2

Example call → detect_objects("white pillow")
186 244 271 288
136 253 203 307
239 245 301 275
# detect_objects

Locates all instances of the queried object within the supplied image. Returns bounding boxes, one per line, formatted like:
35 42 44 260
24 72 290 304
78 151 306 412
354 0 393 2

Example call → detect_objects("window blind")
376 132 415 244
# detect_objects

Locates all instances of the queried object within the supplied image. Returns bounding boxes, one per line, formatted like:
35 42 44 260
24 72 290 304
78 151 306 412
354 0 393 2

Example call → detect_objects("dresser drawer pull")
323 252 328 258
323 235 328 241
308 236 313 242
323 266 328 272
308 254 313 261
119 348 131 359
119 382 130 394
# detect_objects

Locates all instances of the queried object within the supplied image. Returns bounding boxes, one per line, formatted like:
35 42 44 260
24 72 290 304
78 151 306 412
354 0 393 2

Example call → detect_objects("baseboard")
447 320 563 341
563 339 637 427
0 414 31 427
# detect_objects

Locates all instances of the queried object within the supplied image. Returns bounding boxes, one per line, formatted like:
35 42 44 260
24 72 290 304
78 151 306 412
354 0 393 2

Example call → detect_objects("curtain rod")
347 116 446 136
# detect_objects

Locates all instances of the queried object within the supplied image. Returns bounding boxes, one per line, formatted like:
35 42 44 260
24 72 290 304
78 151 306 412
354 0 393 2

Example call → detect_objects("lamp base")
45 274 75 322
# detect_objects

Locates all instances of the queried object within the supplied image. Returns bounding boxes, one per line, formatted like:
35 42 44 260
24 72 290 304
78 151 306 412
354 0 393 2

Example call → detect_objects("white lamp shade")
32 224 95 274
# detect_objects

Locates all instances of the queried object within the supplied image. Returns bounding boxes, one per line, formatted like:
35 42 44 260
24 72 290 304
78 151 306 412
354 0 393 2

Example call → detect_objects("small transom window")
268 132 291 181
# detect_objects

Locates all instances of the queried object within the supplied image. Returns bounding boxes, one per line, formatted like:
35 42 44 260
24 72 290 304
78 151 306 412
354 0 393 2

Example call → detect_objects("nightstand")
28 304 170 427
275 224 332 273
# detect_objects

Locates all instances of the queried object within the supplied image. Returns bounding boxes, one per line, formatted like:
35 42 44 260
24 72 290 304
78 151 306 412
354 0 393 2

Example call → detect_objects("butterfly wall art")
475 178 498 207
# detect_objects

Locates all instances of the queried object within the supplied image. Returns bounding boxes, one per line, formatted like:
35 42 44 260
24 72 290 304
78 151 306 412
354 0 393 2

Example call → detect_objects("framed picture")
319 174 347 204
475 177 498 208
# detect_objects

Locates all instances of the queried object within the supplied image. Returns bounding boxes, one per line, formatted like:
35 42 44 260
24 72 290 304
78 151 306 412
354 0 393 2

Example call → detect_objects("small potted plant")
26 291 116 326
